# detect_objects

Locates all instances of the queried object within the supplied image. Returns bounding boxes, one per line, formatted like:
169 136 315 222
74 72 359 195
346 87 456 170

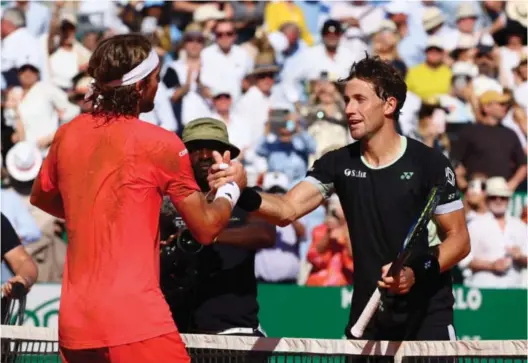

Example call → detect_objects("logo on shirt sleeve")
445 167 455 186
179 149 188 157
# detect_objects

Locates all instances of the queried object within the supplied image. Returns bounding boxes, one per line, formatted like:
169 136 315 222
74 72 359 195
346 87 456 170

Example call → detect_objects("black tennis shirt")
306 137 463 340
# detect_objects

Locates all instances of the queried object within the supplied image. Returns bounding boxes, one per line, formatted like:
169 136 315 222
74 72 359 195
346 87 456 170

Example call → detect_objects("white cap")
211 87 232 98
452 61 478 78
455 33 477 50
426 35 444 50
456 3 478 20
486 177 512 198
385 2 409 15
6 141 43 182
376 19 397 33
262 171 289 192
193 4 226 23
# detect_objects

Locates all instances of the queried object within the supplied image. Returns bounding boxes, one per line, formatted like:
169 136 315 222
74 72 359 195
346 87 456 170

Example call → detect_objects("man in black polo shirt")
210 56 471 340
160 118 276 337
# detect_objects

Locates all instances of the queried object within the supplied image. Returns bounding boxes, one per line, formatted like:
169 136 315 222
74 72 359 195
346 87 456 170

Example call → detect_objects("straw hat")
422 7 445 32
248 53 279 76
6 141 42 182
486 177 512 198
193 4 225 23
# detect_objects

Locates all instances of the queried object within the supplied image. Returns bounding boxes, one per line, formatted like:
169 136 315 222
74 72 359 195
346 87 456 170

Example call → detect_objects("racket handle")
350 288 381 338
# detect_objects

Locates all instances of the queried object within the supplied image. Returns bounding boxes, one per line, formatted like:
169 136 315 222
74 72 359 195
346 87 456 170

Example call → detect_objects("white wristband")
214 181 240 208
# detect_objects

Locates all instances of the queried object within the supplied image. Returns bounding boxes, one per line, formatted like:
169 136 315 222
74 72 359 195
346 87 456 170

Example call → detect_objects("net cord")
1 325 526 363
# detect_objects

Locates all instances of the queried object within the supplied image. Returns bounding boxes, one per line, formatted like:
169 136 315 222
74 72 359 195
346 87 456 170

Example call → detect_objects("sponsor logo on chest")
344 169 366 178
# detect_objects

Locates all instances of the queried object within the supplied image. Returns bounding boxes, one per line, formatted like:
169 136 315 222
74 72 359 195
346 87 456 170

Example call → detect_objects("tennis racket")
349 184 444 338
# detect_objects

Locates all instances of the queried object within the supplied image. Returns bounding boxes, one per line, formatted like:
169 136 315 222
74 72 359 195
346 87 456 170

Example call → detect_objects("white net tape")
1 325 527 363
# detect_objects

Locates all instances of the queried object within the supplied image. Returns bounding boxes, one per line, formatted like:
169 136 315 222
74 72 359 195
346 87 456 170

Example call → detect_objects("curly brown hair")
340 54 407 122
87 33 153 117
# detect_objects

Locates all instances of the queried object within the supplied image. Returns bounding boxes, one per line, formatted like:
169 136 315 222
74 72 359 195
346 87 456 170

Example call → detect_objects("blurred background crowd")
0 0 526 289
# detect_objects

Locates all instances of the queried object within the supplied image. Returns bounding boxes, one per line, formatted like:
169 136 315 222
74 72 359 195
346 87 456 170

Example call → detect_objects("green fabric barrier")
258 284 528 340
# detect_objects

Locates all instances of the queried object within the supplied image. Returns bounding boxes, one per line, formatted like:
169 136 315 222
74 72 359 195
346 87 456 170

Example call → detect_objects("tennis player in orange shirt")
30 34 246 363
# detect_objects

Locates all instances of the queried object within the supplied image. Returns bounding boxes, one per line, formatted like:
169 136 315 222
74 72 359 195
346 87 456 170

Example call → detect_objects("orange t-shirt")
36 114 200 349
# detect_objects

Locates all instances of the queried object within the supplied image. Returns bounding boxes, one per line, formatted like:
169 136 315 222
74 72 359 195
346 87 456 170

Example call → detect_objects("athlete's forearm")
195 198 234 244
437 229 470 272
253 193 298 227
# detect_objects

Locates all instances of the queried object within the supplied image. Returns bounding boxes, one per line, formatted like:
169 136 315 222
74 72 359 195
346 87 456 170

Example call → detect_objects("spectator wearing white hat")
255 171 303 284
443 3 483 52
459 177 527 289
1 8 45 87
405 36 452 101
371 20 407 77
209 88 252 160
422 6 457 52
472 44 504 97
438 62 478 136
384 2 425 68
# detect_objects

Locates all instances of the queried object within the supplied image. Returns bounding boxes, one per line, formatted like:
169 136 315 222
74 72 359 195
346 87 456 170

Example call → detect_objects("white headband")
85 49 160 100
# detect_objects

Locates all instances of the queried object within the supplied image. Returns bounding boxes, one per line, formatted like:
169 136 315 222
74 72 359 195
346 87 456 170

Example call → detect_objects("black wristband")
405 249 440 286
236 187 263 212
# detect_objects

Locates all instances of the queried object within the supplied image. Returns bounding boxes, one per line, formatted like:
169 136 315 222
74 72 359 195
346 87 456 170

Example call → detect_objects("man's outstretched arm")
252 181 325 226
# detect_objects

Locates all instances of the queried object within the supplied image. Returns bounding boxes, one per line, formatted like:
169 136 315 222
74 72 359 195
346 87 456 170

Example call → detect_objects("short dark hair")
341 54 407 122
87 33 153 117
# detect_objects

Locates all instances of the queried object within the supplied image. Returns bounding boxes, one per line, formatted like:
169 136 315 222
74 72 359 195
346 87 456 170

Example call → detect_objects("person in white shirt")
200 19 254 101
280 19 362 104
162 23 212 127
1 8 45 87
459 177 527 289
4 64 79 157
233 52 279 146
255 172 303 284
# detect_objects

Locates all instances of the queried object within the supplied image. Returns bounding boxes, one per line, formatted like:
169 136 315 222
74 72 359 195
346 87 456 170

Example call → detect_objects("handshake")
207 150 248 193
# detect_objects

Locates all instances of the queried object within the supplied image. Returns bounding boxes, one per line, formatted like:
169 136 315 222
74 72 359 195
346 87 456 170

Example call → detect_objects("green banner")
258 285 528 340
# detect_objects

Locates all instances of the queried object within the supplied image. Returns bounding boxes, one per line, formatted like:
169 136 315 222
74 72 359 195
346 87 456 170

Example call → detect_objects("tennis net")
1 325 526 363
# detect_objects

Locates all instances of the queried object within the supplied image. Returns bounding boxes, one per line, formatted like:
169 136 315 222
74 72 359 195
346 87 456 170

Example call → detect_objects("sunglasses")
185 36 204 43
256 72 275 79
487 196 509 201
216 31 234 38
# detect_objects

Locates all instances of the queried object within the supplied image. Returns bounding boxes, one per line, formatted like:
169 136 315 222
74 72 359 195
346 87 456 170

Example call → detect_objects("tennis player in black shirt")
209 56 471 341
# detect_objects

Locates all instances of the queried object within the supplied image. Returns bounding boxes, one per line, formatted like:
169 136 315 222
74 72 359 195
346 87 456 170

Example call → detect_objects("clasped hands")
207 150 247 192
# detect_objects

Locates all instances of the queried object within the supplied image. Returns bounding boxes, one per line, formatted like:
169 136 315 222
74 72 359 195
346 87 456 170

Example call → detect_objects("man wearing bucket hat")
459 177 527 288
160 117 275 337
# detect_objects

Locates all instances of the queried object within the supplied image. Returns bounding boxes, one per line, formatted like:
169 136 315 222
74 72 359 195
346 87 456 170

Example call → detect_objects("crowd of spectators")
0 0 526 289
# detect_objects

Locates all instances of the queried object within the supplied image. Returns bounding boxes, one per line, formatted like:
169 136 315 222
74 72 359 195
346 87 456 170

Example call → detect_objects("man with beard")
160 117 276 337
30 34 247 362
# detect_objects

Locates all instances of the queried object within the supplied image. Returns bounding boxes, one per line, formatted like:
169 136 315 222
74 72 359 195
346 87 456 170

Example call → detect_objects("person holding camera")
160 117 276 337
256 110 316 186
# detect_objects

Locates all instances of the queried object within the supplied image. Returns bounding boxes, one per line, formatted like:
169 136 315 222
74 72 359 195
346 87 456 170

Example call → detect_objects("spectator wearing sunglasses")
200 19 254 101
459 177 527 289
